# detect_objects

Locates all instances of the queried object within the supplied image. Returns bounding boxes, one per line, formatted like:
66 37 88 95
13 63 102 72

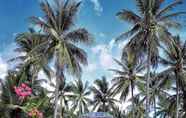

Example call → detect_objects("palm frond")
135 0 145 14
156 0 183 17
113 58 128 71
116 9 141 24
160 20 182 29
40 0 57 30
68 43 88 66
159 12 186 21
65 28 93 44
115 24 140 42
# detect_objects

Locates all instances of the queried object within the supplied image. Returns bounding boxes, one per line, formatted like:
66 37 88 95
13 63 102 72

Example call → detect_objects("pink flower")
38 112 43 118
20 92 28 97
21 83 27 88
28 108 43 118
14 83 32 99
28 112 33 117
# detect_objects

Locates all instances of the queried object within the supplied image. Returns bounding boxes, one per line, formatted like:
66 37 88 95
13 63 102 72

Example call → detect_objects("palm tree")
47 78 72 118
156 93 178 118
0 69 50 118
63 109 78 118
110 106 126 118
69 78 91 116
126 95 145 118
116 0 186 116
91 76 118 112
29 0 93 117
11 28 54 85
110 52 145 118
158 36 186 117
137 72 172 118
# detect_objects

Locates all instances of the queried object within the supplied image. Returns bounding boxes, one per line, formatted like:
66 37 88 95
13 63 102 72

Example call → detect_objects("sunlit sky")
0 0 186 82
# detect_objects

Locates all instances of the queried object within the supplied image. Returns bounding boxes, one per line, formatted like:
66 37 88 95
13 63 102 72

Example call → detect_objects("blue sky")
0 0 186 82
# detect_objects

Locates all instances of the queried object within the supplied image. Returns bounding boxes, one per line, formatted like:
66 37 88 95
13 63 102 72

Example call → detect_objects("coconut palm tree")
29 0 93 117
69 78 91 116
47 78 72 118
137 71 172 118
126 95 145 118
63 109 78 118
110 52 145 118
11 28 54 85
156 93 178 118
91 76 118 112
110 106 126 118
158 36 186 117
116 0 186 116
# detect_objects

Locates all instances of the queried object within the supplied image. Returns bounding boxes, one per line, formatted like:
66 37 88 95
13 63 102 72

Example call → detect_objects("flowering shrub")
28 108 43 118
14 83 32 100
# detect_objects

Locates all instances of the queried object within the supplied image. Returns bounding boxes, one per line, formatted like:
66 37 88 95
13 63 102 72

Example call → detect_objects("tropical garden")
0 0 186 118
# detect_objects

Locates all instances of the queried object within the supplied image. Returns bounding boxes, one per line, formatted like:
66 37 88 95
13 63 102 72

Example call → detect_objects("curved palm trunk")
131 80 134 118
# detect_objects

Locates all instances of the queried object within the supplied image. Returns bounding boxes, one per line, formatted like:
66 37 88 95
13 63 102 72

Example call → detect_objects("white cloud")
0 57 8 79
90 0 103 15
78 0 103 15
85 63 97 72
91 44 113 69
99 49 113 68
91 44 105 54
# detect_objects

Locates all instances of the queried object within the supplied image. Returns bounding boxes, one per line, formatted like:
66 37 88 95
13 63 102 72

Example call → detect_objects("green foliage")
0 0 186 118
91 76 118 112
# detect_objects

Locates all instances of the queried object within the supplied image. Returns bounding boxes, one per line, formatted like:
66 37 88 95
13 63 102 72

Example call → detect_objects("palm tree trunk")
182 91 186 114
54 62 65 118
154 96 156 118
54 82 59 118
144 0 151 117
146 48 151 118
103 102 106 112
176 73 179 118
131 80 134 118
61 99 66 118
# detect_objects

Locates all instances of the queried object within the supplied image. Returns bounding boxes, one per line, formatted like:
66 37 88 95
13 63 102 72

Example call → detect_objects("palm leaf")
117 9 141 24
156 0 183 17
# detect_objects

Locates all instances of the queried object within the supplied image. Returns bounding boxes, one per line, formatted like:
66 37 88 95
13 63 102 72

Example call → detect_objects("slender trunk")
154 96 156 118
146 48 151 118
176 73 179 118
144 1 151 117
60 98 64 118
103 102 106 112
54 79 59 118
54 62 65 118
131 80 134 118
182 90 186 113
